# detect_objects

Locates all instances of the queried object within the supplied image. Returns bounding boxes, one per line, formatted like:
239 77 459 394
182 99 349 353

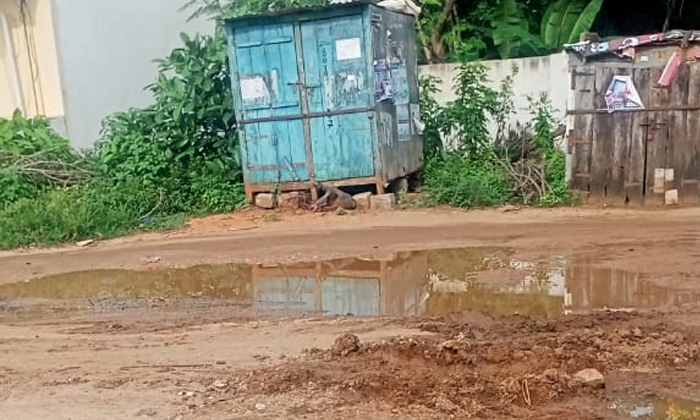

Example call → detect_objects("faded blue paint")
301 14 375 180
225 2 423 194
253 277 317 311
230 23 309 184
322 278 380 316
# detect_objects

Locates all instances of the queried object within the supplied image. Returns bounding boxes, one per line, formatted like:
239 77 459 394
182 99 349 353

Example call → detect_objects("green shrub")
425 153 511 208
0 111 84 207
420 64 572 208
0 31 244 250
540 148 572 206
0 180 161 249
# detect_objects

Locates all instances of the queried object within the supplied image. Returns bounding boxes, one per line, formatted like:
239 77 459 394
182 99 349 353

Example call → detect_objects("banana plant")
490 0 547 59
540 0 604 48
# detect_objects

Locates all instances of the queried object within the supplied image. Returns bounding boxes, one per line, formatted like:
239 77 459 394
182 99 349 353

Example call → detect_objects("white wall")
418 52 571 137
50 0 214 149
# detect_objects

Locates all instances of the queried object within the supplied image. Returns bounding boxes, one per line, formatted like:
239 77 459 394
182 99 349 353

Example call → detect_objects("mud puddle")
610 395 700 419
1 247 699 320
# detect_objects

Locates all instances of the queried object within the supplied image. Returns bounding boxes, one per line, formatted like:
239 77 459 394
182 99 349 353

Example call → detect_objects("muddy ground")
1 207 700 420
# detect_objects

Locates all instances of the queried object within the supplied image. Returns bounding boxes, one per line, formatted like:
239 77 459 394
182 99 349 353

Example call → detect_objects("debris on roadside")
331 333 360 357
76 239 95 247
141 256 163 265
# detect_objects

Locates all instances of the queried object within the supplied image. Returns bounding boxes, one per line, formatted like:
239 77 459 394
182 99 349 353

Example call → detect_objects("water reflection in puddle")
610 395 700 419
1 247 699 319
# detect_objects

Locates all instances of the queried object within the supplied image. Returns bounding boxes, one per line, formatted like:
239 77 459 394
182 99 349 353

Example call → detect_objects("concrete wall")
418 52 571 136
0 0 64 120
51 0 214 149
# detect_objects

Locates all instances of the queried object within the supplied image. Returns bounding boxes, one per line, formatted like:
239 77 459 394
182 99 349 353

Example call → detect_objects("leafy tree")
540 0 605 48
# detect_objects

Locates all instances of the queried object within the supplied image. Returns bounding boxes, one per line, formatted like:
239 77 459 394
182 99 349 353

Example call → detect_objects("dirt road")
2 207 700 419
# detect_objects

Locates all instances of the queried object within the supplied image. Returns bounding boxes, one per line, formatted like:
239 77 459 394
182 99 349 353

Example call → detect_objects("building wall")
50 0 214 149
0 0 64 120
418 52 571 136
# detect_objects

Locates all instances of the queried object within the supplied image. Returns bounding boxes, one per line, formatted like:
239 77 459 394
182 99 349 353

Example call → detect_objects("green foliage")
491 0 547 59
0 110 73 159
418 75 446 159
421 64 572 209
526 92 572 206
566 0 604 43
421 63 513 208
97 33 238 186
418 0 607 62
425 153 511 208
0 30 244 250
528 92 557 152
0 180 164 249
95 31 243 215
541 0 604 48
181 0 327 20
0 111 83 207
492 65 519 142
541 149 570 206
442 62 498 156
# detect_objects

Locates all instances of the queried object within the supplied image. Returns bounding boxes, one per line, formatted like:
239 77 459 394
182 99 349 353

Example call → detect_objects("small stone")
278 192 305 210
335 207 347 216
254 402 267 412
76 239 95 247
353 192 372 210
254 193 276 209
573 368 605 389
370 193 397 211
213 379 228 389
142 256 162 265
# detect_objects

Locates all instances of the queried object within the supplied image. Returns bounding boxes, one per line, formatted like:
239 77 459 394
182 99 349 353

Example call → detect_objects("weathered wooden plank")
625 67 651 206
682 63 700 204
586 67 607 203
644 66 668 206
667 64 689 204
570 65 596 196
589 66 629 204
573 55 700 208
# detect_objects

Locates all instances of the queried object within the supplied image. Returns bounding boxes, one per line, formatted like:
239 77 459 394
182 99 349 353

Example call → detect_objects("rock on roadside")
573 368 605 389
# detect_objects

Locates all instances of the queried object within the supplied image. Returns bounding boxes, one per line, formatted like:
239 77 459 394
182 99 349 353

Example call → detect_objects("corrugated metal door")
233 24 309 184
301 15 375 181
